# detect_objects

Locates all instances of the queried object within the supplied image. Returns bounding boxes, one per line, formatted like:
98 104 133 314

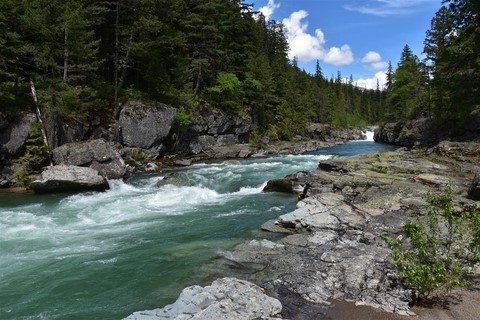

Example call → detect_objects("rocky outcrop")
373 119 435 148
119 101 177 151
123 277 283 320
30 165 109 193
307 123 366 142
52 139 126 179
169 105 252 155
227 145 479 316
374 117 480 148
0 113 37 164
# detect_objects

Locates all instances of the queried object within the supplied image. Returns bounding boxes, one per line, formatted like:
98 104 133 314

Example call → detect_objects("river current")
0 134 396 319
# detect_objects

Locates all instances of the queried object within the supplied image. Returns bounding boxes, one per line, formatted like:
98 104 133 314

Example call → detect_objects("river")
0 135 396 319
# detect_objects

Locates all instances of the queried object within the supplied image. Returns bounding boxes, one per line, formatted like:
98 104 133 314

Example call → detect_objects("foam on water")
1 144 399 320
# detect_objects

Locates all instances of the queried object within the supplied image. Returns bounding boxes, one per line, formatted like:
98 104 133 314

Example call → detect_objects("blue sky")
252 0 442 89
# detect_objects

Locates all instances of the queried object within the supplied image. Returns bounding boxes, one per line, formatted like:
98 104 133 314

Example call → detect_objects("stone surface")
30 165 109 193
119 101 177 149
224 144 480 316
52 139 126 179
0 113 37 163
468 171 480 200
123 277 283 320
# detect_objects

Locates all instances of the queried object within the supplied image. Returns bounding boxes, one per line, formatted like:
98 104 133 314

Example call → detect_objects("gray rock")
47 120 88 149
0 112 8 130
89 127 113 142
277 193 366 231
119 101 177 149
156 172 186 187
145 162 160 172
123 277 282 320
174 159 192 166
0 113 37 161
30 165 109 193
52 139 126 179
189 135 216 154
216 134 238 146
468 171 480 200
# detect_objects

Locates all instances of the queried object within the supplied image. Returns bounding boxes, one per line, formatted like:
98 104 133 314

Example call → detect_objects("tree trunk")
29 78 53 166
63 26 69 83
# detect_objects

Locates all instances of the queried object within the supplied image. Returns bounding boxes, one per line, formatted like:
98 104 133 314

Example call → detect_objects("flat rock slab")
30 165 109 194
123 277 283 320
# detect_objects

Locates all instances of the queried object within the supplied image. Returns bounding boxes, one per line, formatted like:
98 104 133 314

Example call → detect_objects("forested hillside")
1 0 478 142
383 0 479 133
0 0 384 141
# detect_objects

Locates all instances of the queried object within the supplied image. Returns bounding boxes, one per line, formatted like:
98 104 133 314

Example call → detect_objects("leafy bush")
11 168 35 187
175 106 191 127
124 149 149 167
382 184 480 301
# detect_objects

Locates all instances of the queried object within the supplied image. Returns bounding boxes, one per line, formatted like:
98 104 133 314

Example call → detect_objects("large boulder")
0 113 37 163
52 139 126 179
46 119 89 150
168 104 252 155
30 165 109 194
119 101 177 149
123 277 282 320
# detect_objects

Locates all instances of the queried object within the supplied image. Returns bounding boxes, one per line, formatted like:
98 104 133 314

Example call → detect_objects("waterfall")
364 130 375 141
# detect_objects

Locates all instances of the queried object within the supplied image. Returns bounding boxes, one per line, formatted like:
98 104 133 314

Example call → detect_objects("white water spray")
364 130 375 141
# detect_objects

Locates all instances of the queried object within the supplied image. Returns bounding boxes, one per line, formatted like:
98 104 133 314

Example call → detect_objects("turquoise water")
0 140 396 320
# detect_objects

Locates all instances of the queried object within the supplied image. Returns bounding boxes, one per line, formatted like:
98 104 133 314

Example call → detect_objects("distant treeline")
0 0 478 139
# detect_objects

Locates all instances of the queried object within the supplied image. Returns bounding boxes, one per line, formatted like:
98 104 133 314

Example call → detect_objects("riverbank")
125 141 480 319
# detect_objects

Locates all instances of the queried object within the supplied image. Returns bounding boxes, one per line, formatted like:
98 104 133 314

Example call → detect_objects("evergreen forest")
0 0 478 140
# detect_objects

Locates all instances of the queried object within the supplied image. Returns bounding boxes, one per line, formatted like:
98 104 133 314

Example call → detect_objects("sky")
252 0 443 89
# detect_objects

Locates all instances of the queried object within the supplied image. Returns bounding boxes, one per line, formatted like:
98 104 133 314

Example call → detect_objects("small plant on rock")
175 106 191 127
17 123 51 170
382 184 480 302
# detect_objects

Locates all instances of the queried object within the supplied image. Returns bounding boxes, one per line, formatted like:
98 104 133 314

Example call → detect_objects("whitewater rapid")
0 140 395 320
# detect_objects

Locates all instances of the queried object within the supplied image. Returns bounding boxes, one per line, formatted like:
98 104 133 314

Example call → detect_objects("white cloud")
344 0 433 17
361 51 381 63
355 70 387 90
282 10 354 65
283 10 326 61
259 0 280 20
324 45 354 66
370 61 389 71
361 51 388 70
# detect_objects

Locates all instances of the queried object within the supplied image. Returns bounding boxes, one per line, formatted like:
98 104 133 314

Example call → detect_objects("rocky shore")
0 102 366 192
124 141 480 319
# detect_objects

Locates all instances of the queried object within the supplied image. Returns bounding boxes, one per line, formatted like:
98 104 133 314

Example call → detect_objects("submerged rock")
30 165 109 193
123 277 283 320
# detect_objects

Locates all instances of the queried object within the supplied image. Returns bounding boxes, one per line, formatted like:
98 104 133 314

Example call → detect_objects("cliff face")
374 113 480 148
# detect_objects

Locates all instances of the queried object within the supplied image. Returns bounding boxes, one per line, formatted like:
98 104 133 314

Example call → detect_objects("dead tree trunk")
29 78 53 166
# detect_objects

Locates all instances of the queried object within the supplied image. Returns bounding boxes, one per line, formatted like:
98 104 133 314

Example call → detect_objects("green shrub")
382 184 480 302
17 123 51 170
249 130 262 147
175 107 191 127
125 149 149 167
12 168 35 187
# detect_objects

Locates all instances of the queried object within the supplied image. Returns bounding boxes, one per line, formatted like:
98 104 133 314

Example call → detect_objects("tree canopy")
0 0 385 140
